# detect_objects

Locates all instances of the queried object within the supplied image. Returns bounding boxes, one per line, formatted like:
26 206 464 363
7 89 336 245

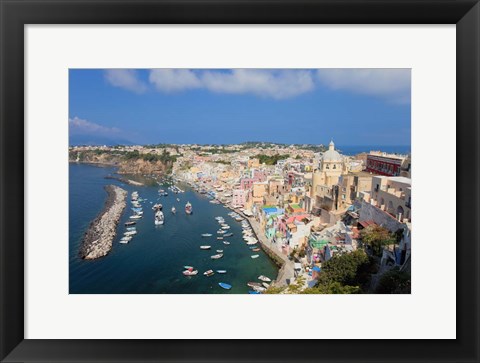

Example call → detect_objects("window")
333 164 336 169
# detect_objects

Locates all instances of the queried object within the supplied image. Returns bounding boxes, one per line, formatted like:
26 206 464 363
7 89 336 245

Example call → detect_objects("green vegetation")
360 225 397 257
375 267 411 294
254 154 289 165
303 250 378 294
215 160 231 165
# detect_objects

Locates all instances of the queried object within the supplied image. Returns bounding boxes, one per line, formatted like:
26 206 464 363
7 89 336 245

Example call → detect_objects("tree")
375 267 411 294
360 225 396 257
302 281 360 294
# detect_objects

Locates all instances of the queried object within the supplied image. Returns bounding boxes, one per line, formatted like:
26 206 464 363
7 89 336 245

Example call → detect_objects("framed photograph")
1 0 479 362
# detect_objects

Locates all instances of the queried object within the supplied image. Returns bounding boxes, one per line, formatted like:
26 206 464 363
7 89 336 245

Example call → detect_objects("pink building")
232 189 247 207
240 171 266 190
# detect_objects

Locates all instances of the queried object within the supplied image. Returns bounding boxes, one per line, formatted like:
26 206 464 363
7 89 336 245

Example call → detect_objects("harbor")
69 163 278 294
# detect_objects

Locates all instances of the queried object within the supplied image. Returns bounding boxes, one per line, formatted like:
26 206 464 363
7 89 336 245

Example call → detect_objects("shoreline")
79 185 127 260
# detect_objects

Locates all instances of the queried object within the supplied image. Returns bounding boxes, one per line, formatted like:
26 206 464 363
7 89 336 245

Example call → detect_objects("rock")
79 185 127 260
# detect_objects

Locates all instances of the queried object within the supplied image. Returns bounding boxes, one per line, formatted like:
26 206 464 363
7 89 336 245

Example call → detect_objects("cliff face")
69 151 172 175
117 159 169 175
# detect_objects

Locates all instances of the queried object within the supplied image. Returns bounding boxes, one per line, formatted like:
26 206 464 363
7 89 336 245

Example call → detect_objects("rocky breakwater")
79 185 127 260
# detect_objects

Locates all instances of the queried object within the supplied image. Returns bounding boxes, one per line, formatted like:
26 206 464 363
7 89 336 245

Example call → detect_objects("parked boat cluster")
121 184 192 244
181 211 272 293
120 191 143 244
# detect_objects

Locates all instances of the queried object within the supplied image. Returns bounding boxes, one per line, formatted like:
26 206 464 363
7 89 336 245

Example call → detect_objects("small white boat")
251 254 259 259
176 198 180 202
124 231 137 236
210 254 223 259
155 210 164 225
262 282 270 289
171 207 176 214
216 270 227 274
200 246 211 250
258 275 272 282
253 285 266 292
216 249 223 253
185 202 193 215
201 233 213 237
223 241 231 245
217 237 223 240
129 215 142 220
203 270 214 277
183 269 198 276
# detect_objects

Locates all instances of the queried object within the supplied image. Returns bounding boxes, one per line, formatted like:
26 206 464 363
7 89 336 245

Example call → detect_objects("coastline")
79 184 127 260
243 216 294 287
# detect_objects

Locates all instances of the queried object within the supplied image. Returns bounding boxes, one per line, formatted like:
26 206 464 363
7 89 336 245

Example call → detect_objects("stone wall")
359 200 405 233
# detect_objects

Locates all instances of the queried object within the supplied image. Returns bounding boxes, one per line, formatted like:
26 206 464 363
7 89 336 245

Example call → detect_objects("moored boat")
185 202 193 215
182 269 198 276
200 245 211 250
251 254 259 259
210 254 223 259
216 270 227 274
223 241 231 245
171 206 176 214
258 275 272 282
154 210 164 225
218 282 232 290
203 270 214 277
201 233 213 237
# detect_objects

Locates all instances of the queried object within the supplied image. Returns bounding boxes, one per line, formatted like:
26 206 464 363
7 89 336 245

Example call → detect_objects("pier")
79 185 127 260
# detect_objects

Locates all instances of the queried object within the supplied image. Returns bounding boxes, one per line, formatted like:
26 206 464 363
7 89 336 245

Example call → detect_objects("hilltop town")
70 141 412 293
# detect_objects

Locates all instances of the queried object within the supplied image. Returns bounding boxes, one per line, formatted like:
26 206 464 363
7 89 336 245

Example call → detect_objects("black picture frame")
1 0 479 362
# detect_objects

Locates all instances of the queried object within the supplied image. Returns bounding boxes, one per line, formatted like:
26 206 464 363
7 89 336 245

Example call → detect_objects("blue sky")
69 69 411 147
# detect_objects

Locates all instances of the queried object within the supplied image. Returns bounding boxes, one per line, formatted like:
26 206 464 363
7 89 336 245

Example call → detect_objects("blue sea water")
338 145 411 156
69 163 278 294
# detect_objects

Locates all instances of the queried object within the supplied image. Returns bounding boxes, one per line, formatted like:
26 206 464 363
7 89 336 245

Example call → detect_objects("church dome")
322 149 342 162
321 140 342 162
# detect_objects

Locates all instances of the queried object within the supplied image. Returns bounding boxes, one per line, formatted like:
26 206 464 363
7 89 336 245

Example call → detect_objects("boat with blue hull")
218 282 232 290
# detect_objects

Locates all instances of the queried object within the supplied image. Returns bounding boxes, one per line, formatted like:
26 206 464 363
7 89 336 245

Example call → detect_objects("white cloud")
149 69 201 92
69 117 120 135
148 69 315 99
316 69 411 104
104 69 147 94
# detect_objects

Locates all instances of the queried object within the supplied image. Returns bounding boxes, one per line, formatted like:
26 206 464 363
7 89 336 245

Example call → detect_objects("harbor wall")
79 185 127 260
